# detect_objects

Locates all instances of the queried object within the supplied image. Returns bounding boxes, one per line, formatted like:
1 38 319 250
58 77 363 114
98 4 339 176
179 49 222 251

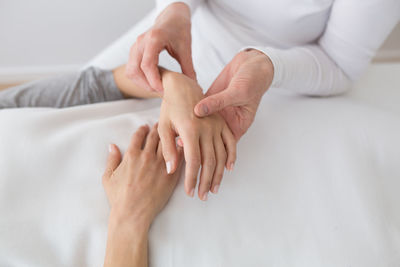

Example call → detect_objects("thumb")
176 48 197 81
158 123 178 174
194 89 236 117
103 144 122 181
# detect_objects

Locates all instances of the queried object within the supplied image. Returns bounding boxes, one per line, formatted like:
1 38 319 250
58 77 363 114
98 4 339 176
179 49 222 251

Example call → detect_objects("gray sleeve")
0 67 124 109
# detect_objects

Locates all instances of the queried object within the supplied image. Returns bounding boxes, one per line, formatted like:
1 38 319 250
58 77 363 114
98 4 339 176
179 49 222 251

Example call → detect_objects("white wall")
0 0 155 76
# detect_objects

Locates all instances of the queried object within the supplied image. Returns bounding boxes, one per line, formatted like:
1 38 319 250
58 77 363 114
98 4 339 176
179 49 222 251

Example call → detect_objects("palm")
197 49 273 141
219 105 256 141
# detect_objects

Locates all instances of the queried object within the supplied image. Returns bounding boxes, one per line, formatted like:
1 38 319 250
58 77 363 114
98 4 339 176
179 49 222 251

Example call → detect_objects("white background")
0 0 398 78
0 0 155 72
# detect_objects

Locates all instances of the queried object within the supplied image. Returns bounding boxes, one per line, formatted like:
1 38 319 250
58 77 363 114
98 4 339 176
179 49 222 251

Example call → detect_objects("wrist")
109 208 151 233
158 2 191 23
243 48 274 91
162 71 204 105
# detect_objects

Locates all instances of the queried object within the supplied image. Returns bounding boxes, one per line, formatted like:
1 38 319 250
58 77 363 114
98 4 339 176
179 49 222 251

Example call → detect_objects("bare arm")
102 125 184 267
104 214 149 267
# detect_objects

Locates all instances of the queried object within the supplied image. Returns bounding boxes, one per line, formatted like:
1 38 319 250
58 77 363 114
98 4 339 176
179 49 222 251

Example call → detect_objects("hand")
194 49 274 140
102 124 184 228
126 2 196 92
158 71 236 200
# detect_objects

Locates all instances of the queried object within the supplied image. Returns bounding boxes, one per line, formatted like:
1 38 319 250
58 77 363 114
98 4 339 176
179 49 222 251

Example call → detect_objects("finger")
194 64 231 117
103 144 122 181
172 145 185 176
166 146 185 194
141 41 164 92
194 89 236 117
180 131 201 197
144 123 159 154
128 125 150 153
198 135 216 201
211 136 226 194
126 42 153 92
222 126 237 171
177 137 184 147
175 47 197 81
158 123 178 174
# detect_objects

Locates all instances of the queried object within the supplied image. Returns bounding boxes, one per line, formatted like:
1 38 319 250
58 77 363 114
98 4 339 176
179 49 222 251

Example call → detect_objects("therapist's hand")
194 49 274 140
126 2 196 92
158 71 236 200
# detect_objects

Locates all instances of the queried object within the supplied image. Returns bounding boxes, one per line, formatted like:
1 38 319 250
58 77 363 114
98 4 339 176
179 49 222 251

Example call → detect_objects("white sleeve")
156 0 203 15
246 0 400 96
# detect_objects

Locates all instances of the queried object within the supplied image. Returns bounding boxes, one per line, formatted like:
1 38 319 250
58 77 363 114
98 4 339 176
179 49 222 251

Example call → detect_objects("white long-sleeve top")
156 0 399 95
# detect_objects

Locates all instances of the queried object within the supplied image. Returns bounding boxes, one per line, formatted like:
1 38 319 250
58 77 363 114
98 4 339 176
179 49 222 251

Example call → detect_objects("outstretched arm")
103 124 184 267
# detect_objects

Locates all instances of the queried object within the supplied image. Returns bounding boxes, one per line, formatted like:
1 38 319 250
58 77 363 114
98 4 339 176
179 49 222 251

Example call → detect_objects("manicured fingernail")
202 192 208 201
229 162 235 171
202 105 209 115
189 188 195 197
166 161 172 174
212 185 219 194
108 144 114 153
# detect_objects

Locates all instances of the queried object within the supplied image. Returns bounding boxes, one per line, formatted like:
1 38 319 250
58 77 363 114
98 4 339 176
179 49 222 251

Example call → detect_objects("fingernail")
108 144 113 153
189 188 195 197
229 162 235 171
202 105 209 115
166 161 172 174
202 192 208 201
212 185 219 194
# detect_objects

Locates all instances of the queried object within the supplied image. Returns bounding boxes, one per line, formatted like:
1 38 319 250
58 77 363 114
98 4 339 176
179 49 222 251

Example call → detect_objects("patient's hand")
158 71 236 200
103 124 183 227
102 124 184 267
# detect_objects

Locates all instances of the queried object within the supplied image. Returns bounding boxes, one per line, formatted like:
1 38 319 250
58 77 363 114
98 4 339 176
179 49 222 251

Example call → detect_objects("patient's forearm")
104 213 149 267
113 65 161 99
113 65 191 99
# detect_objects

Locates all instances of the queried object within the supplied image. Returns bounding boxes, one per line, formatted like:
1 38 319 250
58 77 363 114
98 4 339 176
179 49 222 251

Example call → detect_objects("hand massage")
1 0 399 266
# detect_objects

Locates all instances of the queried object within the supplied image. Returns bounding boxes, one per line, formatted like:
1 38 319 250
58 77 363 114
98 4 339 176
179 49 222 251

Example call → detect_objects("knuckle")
204 157 216 168
137 33 145 43
140 60 152 71
126 148 137 160
149 28 163 40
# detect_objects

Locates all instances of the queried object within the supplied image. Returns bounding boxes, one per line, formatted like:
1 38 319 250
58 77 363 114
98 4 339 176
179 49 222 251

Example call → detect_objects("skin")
125 2 196 92
194 49 275 140
112 65 237 200
103 124 184 267
159 70 236 200
122 2 274 198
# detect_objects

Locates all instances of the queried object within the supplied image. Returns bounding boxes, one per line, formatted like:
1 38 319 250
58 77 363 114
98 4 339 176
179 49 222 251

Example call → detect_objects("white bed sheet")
0 63 399 267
